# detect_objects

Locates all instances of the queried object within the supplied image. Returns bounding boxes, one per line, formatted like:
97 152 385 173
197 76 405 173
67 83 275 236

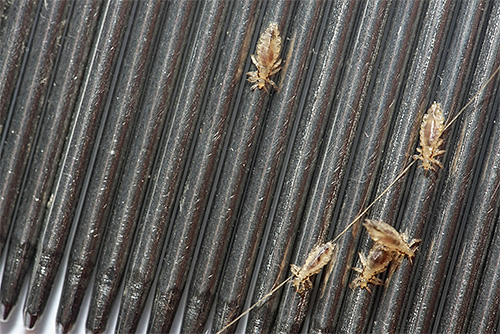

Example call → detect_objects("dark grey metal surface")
0 0 102 323
246 1 358 332
373 1 493 332
86 1 198 332
276 1 393 332
0 1 499 333
329 1 424 332
22 0 135 329
114 1 230 333
213 1 326 333
0 0 70 259
56 1 165 332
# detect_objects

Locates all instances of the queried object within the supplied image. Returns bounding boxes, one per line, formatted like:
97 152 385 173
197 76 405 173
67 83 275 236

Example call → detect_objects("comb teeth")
1 1 500 334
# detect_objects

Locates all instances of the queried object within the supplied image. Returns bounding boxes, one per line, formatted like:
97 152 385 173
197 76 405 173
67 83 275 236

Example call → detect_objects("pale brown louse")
291 241 336 294
350 219 420 292
247 22 282 92
215 65 500 334
414 102 445 171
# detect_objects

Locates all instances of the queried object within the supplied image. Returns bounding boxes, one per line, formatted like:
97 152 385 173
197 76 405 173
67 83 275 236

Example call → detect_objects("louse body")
349 243 396 291
247 23 282 92
291 241 336 294
350 220 420 292
414 102 445 171
363 219 416 259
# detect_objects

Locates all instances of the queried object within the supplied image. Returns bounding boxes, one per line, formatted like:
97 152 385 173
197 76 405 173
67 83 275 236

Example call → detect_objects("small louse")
414 102 445 171
291 241 336 294
350 220 420 292
247 23 282 92
363 219 417 259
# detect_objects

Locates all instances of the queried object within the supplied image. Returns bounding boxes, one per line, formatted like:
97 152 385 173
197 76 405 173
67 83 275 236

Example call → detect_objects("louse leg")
291 264 302 291
269 79 278 91
409 239 421 258
269 65 282 76
349 276 365 290
398 231 415 259
267 59 282 76
386 255 404 285
304 278 313 291
295 279 309 294
359 279 375 293
371 276 384 286
413 153 443 172
430 158 444 170
250 54 261 70
263 81 269 93
247 71 260 85
358 252 368 267
433 149 446 157
413 154 423 162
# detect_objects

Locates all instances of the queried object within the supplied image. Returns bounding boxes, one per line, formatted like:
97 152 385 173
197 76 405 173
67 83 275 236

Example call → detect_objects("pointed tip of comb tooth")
56 322 66 334
23 310 38 329
0 302 12 322
85 327 97 334
57 320 76 334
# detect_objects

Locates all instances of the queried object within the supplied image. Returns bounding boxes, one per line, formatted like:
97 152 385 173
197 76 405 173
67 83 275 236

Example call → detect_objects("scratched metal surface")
0 1 499 334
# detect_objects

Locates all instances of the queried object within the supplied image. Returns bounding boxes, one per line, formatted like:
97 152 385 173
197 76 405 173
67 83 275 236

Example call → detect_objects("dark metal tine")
372 1 491 332
22 0 135 329
85 1 199 332
404 4 500 331
139 1 289 332
270 1 392 332
245 1 360 332
146 0 263 332
437 81 500 333
0 1 14 33
210 0 328 332
0 0 102 322
467 212 500 333
113 2 231 333
0 0 38 134
0 0 68 254
0 3 61 254
360 1 455 230
1 1 499 333
55 1 166 333
319 2 425 333
318 0 454 329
